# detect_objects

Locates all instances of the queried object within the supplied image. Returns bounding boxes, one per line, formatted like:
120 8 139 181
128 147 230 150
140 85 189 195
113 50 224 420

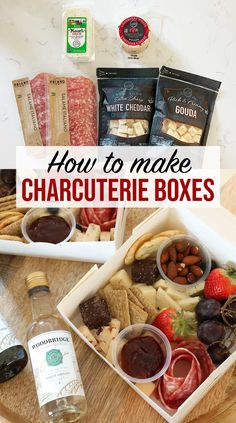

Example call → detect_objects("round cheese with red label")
118 16 151 53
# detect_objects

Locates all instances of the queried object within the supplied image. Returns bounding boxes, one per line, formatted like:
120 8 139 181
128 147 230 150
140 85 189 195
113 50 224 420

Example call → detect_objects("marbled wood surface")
0 176 236 423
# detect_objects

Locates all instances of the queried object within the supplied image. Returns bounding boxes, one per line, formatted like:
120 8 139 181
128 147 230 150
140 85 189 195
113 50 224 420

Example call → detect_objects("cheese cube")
86 223 101 241
135 382 156 397
100 231 110 241
166 287 188 302
168 120 177 131
127 127 134 135
110 269 132 290
156 288 181 311
166 128 176 138
179 296 200 311
133 121 145 136
109 128 118 136
193 134 201 143
182 132 193 143
187 281 205 296
110 227 115 241
188 126 198 137
153 279 168 290
96 319 120 355
109 120 119 128
79 325 98 348
118 119 128 125
118 124 129 134
177 124 187 136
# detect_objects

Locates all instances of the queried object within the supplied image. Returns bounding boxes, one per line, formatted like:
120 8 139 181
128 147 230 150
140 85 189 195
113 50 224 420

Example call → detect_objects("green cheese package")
97 68 159 146
150 66 221 146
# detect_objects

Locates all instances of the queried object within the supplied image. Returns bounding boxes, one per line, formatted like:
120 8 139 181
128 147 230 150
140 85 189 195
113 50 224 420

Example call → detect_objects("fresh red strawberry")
152 308 195 342
204 268 236 301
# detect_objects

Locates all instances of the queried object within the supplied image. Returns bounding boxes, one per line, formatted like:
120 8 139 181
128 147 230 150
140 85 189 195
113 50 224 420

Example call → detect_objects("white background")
0 0 235 167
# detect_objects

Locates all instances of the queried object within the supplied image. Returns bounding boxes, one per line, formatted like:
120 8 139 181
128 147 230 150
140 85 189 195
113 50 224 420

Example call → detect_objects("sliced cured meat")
178 340 215 382
67 76 97 146
157 348 202 411
79 208 117 231
30 73 52 145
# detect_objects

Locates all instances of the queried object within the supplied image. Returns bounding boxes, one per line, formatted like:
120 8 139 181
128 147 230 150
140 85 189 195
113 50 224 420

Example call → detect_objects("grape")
197 320 225 345
195 298 221 322
207 342 230 364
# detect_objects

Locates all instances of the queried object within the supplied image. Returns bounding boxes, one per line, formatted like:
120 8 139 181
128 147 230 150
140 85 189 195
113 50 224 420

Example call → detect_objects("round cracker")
135 236 169 260
0 214 23 230
124 233 153 265
0 194 16 203
0 234 23 242
0 211 22 221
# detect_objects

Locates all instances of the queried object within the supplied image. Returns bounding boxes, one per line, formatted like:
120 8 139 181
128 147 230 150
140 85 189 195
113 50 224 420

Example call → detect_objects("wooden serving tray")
0 174 236 423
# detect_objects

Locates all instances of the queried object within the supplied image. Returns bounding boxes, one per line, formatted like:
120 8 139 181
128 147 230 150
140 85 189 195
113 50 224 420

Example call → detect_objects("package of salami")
97 68 159 146
150 66 221 146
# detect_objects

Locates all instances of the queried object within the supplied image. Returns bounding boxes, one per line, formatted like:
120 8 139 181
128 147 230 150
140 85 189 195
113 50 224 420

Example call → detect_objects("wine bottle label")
28 330 85 408
0 314 21 353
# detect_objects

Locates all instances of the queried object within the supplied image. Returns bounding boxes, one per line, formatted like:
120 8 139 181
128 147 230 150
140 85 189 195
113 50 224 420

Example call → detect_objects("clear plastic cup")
156 235 211 290
21 208 76 243
112 324 172 384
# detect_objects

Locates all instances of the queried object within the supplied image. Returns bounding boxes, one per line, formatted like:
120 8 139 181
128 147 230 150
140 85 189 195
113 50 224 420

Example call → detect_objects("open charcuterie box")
58 207 236 423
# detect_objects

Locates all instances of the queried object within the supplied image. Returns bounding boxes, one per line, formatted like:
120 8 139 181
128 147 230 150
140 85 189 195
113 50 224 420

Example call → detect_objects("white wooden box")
58 207 236 422
0 208 127 263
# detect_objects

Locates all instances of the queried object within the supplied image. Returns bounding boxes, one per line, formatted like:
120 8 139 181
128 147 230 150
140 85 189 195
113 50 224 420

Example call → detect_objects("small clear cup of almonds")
156 235 211 291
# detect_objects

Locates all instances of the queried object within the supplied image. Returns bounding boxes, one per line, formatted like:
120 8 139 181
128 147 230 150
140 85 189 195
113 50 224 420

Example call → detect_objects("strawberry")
152 308 195 342
204 268 236 301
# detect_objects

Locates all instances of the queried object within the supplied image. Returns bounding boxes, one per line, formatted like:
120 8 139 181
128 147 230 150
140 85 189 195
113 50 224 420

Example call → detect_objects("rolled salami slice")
79 208 117 231
157 348 202 410
178 340 215 382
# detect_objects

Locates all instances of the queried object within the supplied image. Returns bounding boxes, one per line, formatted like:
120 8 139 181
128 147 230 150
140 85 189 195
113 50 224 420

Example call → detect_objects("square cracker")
126 289 144 309
106 290 130 330
131 287 158 324
129 301 148 325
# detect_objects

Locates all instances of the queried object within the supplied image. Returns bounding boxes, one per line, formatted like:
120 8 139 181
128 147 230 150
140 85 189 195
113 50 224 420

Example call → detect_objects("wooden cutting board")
0 175 236 423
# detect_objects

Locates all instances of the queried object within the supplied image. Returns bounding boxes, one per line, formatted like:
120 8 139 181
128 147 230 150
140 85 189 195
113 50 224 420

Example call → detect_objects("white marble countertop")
0 0 235 167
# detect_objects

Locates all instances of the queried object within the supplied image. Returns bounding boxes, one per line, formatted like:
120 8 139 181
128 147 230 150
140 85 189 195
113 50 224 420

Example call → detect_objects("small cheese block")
179 296 200 311
110 128 118 136
182 132 192 143
156 288 181 312
96 318 120 355
79 325 98 348
135 382 156 397
109 120 119 128
118 124 129 134
166 287 188 302
137 285 156 308
166 128 176 138
133 121 145 136
177 124 187 136
70 229 88 242
85 223 101 241
110 269 132 290
110 227 115 241
187 281 205 296
193 134 201 143
153 279 168 290
100 231 110 241
127 127 134 135
168 120 177 131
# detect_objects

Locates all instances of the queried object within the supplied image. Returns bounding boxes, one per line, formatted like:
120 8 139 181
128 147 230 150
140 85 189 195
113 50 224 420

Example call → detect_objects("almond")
190 245 200 255
175 241 188 253
167 261 177 280
182 255 202 266
177 252 184 262
173 276 187 285
162 263 167 274
168 245 177 262
178 266 189 276
187 273 196 284
190 265 203 278
183 245 191 256
160 250 169 264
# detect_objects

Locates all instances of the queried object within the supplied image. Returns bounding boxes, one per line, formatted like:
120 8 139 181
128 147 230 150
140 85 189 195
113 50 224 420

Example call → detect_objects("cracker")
131 287 158 324
0 201 16 211
0 214 23 230
99 283 113 301
106 290 130 329
125 233 153 265
153 229 185 238
0 211 22 221
0 194 16 203
129 300 148 325
0 217 23 236
0 235 23 242
126 288 144 309
135 236 168 260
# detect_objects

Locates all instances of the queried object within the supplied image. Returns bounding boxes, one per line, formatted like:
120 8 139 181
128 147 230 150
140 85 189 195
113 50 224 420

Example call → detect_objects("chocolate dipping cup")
21 208 76 244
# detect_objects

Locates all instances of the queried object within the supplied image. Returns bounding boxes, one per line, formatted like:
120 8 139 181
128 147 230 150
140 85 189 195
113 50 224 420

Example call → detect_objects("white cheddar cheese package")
62 3 95 62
